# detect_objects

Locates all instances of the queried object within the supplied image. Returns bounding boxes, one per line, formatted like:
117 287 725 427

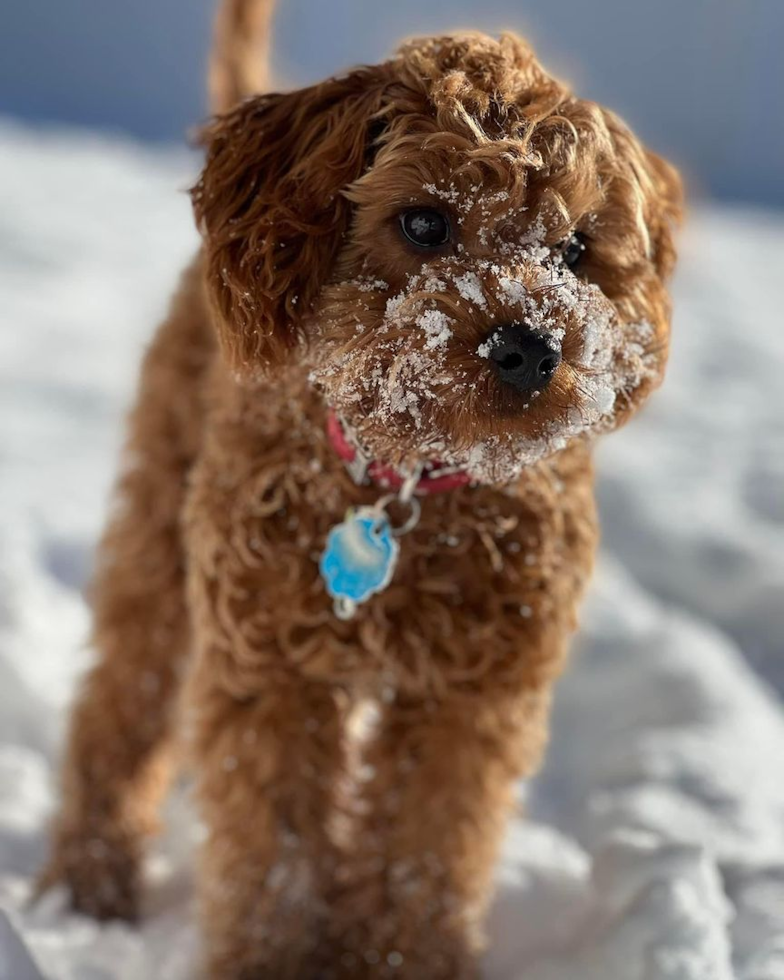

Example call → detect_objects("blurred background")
1 3 784 978
2 0 783 206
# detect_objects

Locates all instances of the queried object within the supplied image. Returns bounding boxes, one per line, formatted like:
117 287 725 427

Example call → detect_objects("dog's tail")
208 0 277 113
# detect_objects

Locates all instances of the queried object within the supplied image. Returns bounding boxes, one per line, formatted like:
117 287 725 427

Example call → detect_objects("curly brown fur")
42 4 682 978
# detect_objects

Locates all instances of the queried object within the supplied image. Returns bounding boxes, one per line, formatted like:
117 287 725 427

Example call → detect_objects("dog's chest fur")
183 354 598 698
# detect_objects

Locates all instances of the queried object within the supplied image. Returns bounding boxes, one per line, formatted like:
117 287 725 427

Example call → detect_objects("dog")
40 0 682 976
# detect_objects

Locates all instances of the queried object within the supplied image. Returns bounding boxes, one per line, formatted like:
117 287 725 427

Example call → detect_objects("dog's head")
192 33 682 485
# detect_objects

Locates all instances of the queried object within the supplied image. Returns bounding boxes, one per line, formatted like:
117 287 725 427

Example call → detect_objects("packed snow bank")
1 119 783 979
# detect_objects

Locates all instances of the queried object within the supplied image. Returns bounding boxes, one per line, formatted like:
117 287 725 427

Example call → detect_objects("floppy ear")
601 110 683 282
641 149 684 280
191 67 391 374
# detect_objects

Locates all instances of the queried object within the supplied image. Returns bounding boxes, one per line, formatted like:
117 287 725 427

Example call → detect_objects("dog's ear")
640 149 684 280
192 67 391 374
600 110 684 282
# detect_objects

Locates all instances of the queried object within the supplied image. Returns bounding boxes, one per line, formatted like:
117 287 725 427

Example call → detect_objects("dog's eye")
561 233 587 269
399 209 451 248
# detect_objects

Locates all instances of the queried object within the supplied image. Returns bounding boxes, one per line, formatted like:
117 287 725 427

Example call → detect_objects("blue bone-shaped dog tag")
320 507 399 615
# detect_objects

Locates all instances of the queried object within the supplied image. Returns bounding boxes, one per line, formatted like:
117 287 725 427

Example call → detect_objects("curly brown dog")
40 1 682 976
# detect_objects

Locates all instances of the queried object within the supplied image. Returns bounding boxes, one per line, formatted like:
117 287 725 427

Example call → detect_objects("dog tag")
320 507 400 620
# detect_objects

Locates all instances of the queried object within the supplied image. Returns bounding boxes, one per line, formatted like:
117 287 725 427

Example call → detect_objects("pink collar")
326 412 472 496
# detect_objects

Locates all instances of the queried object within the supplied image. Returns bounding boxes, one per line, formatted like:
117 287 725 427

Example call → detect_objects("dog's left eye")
561 233 587 269
399 209 451 248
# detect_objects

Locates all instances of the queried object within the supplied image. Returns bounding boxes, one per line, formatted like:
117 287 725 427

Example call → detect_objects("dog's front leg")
189 663 346 980
325 685 552 979
38 280 207 920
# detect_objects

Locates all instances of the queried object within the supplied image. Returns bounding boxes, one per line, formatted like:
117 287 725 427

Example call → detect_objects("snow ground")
0 118 783 979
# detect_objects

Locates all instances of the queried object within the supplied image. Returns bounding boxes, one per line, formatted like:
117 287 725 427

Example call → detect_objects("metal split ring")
374 494 422 537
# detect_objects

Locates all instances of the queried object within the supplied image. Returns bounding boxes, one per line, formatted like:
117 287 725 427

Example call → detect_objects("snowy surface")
1 118 783 978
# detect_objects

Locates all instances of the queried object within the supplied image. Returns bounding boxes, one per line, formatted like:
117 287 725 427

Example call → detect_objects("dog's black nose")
487 324 562 393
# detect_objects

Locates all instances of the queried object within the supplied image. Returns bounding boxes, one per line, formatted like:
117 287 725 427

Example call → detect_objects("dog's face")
193 34 682 485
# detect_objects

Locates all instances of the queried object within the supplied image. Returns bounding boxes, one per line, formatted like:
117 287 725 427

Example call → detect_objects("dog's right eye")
399 209 451 248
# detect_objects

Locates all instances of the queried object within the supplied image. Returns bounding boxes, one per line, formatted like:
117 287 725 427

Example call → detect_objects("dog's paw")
35 826 141 923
